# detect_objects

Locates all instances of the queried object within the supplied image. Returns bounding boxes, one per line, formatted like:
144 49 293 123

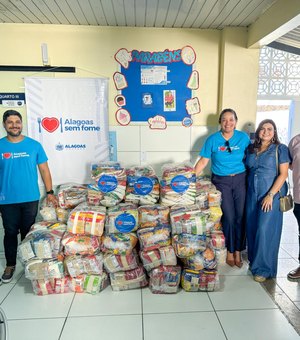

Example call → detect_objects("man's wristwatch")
46 189 54 195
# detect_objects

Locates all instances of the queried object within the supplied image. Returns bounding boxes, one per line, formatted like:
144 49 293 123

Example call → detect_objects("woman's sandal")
234 252 243 268
226 253 235 267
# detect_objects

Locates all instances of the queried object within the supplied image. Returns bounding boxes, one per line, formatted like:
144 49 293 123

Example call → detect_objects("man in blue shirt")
0 110 57 283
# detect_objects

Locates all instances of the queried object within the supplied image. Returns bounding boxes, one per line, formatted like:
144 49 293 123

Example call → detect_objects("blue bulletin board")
114 47 200 127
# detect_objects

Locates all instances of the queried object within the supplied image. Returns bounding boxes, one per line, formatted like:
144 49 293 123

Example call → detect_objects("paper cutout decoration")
181 46 196 65
187 71 199 90
113 72 128 90
182 117 193 127
148 115 167 130
186 97 201 115
116 108 131 126
163 90 176 111
114 48 132 69
115 95 126 107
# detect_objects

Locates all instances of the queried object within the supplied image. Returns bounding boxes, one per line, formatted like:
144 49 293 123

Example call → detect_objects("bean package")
18 163 226 296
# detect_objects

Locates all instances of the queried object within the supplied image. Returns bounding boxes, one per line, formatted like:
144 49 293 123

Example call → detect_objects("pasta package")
83 273 109 294
67 203 106 236
64 254 104 277
101 233 138 255
137 226 171 251
181 269 220 292
170 205 208 235
103 251 139 273
110 266 148 291
138 205 170 229
160 162 196 207
62 233 100 256
172 234 207 258
105 203 138 234
58 183 87 209
90 162 126 207
125 166 159 205
149 265 181 294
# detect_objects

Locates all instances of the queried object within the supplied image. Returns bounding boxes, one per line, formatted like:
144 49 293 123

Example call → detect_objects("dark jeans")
212 172 246 253
293 203 300 263
0 201 38 266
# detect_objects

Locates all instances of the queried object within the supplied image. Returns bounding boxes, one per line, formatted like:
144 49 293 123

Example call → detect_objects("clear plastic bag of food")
125 166 160 205
185 247 217 271
137 226 171 251
207 190 222 207
139 249 162 271
103 251 139 273
64 253 104 277
31 279 55 295
58 183 87 209
110 266 148 291
25 258 65 280
105 203 138 234
149 265 181 294
172 233 207 258
181 269 220 292
83 272 109 294
138 205 170 229
101 233 138 255
69 275 86 293
62 233 100 256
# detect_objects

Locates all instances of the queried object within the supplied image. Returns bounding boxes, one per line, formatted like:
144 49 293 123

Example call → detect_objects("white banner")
25 77 109 185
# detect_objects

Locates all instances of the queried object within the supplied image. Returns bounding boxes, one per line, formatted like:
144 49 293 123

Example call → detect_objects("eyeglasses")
225 140 231 153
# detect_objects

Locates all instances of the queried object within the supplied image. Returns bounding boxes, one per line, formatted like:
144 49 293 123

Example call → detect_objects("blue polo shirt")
0 136 48 204
200 130 250 176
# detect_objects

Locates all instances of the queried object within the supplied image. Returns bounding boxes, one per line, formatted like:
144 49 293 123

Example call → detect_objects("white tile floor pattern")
0 212 299 340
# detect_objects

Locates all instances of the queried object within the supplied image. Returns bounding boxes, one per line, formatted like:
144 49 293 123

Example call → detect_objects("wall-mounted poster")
114 46 201 125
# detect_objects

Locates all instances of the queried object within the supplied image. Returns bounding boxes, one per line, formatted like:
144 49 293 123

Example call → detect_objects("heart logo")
3 153 12 159
41 117 59 133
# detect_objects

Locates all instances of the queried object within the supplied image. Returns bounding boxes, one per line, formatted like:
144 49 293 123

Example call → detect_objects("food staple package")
209 231 226 249
181 269 220 292
29 221 67 232
58 183 87 209
138 205 170 228
62 233 100 256
83 272 109 294
140 245 177 271
64 254 104 277
110 265 148 291
170 205 208 235
149 265 181 294
70 275 85 293
207 190 222 207
103 251 139 273
40 198 57 221
160 162 196 206
25 258 64 280
32 276 72 295
125 166 160 205
67 203 106 236
195 176 216 194
18 229 64 263
137 225 171 251
101 233 138 255
90 162 126 207
105 203 138 234
183 247 217 271
208 206 223 224
172 233 207 258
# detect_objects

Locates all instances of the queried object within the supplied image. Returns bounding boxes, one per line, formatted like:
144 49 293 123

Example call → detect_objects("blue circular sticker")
182 117 193 127
133 177 153 195
171 175 190 193
115 213 136 233
97 174 118 193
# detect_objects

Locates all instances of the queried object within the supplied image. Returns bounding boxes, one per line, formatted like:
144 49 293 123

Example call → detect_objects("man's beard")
7 129 22 137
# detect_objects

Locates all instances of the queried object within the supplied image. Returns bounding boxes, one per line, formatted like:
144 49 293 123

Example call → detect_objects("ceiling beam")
247 0 300 48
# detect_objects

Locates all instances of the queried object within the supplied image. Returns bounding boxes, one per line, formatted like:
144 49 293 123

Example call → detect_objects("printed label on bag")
115 213 136 232
133 177 153 195
171 175 190 193
97 175 118 193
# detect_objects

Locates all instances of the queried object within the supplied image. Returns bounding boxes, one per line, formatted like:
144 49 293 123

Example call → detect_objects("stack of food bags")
89 162 126 207
125 165 160 205
160 162 196 206
101 203 147 291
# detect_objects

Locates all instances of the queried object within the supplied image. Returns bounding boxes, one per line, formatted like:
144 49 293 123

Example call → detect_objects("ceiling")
0 0 299 53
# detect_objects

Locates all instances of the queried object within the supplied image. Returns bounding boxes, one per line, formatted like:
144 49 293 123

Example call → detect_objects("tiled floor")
0 210 299 340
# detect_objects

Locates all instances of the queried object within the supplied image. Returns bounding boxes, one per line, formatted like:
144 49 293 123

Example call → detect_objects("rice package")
138 205 170 229
25 258 65 280
125 166 159 205
172 234 206 258
101 233 138 255
170 205 208 235
110 266 148 291
105 203 138 234
140 246 177 271
58 183 87 209
64 254 104 277
181 269 220 292
90 162 126 207
137 226 171 251
103 251 139 273
62 233 100 256
83 272 109 294
53 276 71 294
149 265 181 294
67 203 106 236
70 275 85 293
160 162 196 206
210 231 226 249
31 279 54 296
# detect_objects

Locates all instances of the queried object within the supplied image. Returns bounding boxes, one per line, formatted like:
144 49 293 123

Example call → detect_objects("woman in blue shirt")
245 119 290 282
195 108 250 267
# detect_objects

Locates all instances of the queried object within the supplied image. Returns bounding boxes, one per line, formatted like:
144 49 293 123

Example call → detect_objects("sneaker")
254 275 266 283
287 266 300 281
2 266 15 283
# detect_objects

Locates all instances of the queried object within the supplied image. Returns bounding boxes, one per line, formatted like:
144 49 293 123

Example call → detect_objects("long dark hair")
249 119 280 153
